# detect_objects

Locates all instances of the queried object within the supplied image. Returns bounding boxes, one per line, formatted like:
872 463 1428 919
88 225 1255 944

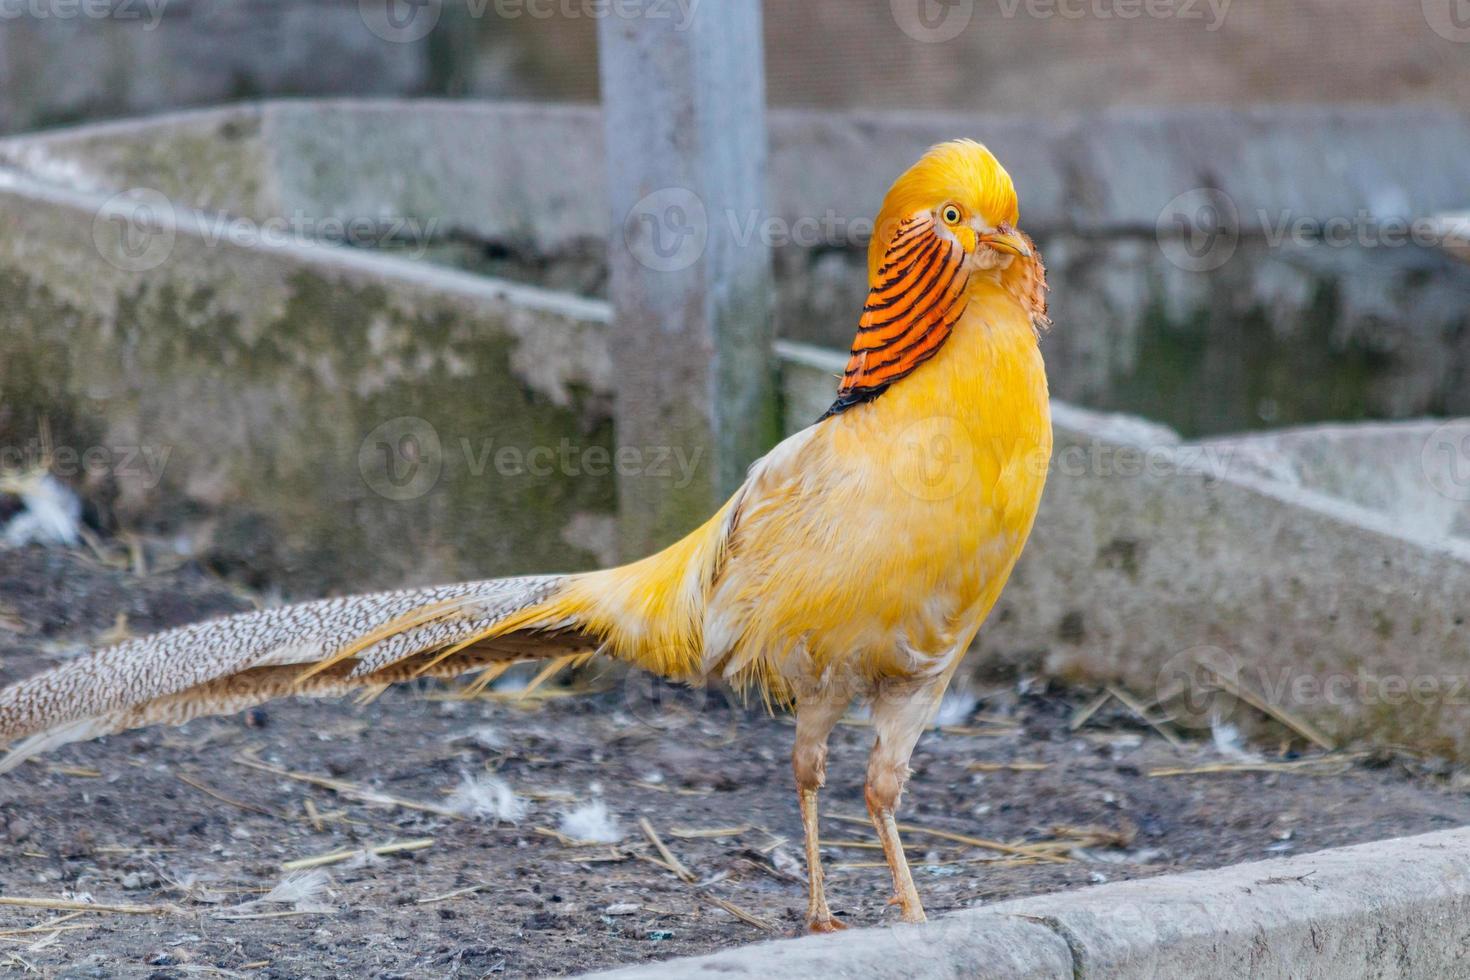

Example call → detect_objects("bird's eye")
941 205 962 225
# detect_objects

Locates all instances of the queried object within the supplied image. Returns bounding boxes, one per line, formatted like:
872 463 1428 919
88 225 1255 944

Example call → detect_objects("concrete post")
598 1 777 557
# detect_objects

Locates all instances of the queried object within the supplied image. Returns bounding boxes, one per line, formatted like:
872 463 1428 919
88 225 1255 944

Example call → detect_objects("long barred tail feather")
0 574 592 774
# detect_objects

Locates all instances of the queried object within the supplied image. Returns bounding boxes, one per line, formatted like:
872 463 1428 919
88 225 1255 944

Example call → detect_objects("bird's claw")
807 916 848 934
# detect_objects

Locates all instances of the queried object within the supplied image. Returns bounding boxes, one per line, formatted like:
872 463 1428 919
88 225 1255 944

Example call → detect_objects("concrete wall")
13 100 1465 437
0 0 428 134
5 0 1467 132
0 169 617 595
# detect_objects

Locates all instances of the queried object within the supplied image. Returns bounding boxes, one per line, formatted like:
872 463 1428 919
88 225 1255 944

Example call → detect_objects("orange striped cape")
823 213 969 418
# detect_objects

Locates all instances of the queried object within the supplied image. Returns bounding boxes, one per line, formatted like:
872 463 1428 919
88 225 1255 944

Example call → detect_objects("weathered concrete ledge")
5 100 1470 434
588 910 1074 980
581 827 1470 979
12 100 1464 241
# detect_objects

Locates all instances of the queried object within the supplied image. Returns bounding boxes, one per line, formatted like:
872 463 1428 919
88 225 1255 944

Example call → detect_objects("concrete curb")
579 828 1470 979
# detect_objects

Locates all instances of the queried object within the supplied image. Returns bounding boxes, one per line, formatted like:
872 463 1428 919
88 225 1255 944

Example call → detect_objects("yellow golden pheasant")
0 140 1050 931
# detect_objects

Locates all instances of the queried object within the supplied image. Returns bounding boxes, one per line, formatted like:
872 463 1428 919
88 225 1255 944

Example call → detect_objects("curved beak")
977 229 1031 258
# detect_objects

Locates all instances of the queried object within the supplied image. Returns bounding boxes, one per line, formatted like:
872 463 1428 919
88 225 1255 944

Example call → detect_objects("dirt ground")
3 548 1470 979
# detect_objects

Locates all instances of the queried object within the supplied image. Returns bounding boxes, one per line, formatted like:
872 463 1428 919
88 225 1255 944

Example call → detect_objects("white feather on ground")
1 473 81 549
448 773 526 823
1211 719 1261 763
558 799 623 843
261 869 334 909
213 869 336 916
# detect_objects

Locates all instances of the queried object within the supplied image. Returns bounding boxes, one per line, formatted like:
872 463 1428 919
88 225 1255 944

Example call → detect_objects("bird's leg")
864 680 940 924
793 691 851 933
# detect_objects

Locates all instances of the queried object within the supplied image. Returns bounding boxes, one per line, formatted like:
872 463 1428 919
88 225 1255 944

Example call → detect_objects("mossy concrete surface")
0 106 277 220
0 171 617 594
